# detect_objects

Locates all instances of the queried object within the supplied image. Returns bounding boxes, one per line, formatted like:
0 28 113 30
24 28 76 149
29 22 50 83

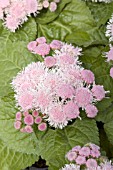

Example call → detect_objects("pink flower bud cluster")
12 37 106 129
63 143 113 170
105 45 113 79
14 110 47 133
0 0 60 32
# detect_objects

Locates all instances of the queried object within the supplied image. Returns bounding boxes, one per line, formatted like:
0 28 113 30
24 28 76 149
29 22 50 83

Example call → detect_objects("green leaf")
39 119 99 170
0 17 37 43
0 94 39 154
86 1 113 27
37 0 96 42
0 40 36 97
36 0 72 24
66 27 108 47
0 138 38 170
104 120 113 146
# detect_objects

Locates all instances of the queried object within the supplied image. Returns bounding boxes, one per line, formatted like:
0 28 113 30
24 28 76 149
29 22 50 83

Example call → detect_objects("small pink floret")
36 37 46 44
85 104 98 118
43 1 49 8
44 56 56 68
75 156 86 165
76 87 93 108
49 2 57 12
18 93 33 110
66 151 77 161
63 101 79 119
24 114 34 125
79 147 90 157
81 69 95 84
23 111 29 116
32 110 39 117
27 41 37 51
16 112 22 121
57 84 75 99
35 116 42 124
50 40 62 50
86 159 98 168
60 54 75 65
91 85 105 101
38 122 47 131
25 125 33 133
14 121 21 130
34 43 50 56
72 146 81 152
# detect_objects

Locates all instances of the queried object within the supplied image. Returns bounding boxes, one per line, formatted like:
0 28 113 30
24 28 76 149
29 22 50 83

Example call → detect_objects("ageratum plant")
0 0 113 170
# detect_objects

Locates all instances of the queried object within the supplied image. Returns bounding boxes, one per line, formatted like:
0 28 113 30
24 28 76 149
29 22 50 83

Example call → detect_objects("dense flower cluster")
106 14 113 42
12 37 106 130
61 143 113 170
105 45 113 79
0 0 60 32
14 110 47 133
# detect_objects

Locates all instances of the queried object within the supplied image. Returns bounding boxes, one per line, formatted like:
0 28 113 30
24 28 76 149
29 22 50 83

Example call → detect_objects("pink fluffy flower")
91 85 105 101
24 114 34 125
59 54 75 65
66 151 77 161
9 1 26 19
0 0 10 8
106 47 113 61
57 84 75 99
63 101 80 119
85 104 98 118
25 125 33 133
24 0 38 14
14 121 21 130
79 147 90 157
16 112 22 121
49 2 57 12
48 105 67 128
81 69 95 84
35 116 42 124
34 43 50 56
36 37 46 44
76 87 93 108
36 91 50 109
18 93 33 110
38 122 47 131
50 40 62 50
5 15 20 32
44 56 56 68
27 41 37 52
86 159 98 168
76 156 86 165
110 67 113 78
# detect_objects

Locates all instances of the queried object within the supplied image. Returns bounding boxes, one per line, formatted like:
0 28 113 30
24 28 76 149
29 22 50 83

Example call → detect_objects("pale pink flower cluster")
66 143 100 168
14 110 47 133
105 45 113 79
0 0 60 32
12 37 106 129
106 14 113 42
62 143 113 170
